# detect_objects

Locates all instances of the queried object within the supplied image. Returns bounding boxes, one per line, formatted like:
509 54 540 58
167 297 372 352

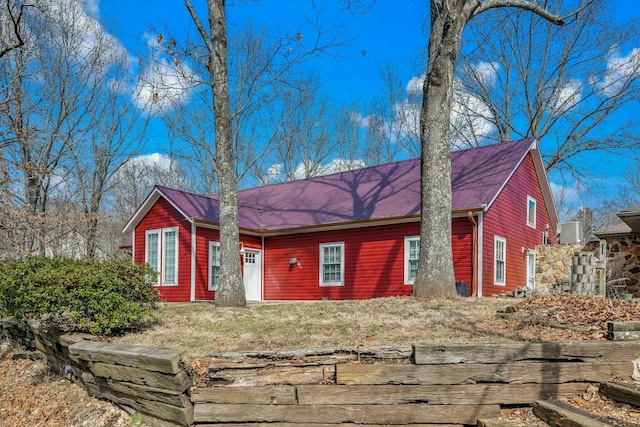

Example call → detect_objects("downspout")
467 211 478 297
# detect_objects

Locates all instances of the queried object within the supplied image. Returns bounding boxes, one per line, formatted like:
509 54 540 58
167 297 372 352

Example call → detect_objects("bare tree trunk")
412 1 467 298
190 0 246 306
413 0 570 297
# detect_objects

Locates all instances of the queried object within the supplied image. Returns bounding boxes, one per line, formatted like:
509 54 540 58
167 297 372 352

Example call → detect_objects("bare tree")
361 62 420 165
456 0 640 177
251 73 365 184
0 1 30 59
0 0 149 259
184 0 245 306
413 0 578 297
0 0 102 256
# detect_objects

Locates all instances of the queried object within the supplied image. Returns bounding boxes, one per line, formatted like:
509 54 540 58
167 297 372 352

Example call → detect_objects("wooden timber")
69 341 191 374
336 361 631 385
532 400 616 426
413 341 640 364
296 383 590 405
600 381 640 407
193 403 500 425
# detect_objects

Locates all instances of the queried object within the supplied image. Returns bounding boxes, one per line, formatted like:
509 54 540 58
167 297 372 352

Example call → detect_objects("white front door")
526 250 536 289
243 249 262 301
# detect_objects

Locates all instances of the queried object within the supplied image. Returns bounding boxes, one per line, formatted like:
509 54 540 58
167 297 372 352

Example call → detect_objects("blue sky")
99 0 428 104
95 0 640 217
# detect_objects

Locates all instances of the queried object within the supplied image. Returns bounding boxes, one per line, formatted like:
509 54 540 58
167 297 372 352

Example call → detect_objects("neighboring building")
123 137 558 302
593 206 640 294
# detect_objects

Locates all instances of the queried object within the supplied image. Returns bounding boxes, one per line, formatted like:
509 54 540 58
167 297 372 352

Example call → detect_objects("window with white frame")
163 228 178 284
404 236 420 284
208 242 221 291
320 242 344 286
146 230 160 283
527 196 537 228
494 236 506 285
145 227 178 286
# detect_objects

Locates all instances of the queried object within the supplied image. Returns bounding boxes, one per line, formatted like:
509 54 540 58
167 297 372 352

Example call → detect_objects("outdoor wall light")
289 257 297 265
239 242 245 255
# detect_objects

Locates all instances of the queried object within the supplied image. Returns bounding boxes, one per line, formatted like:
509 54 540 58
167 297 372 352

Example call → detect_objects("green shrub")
0 257 160 336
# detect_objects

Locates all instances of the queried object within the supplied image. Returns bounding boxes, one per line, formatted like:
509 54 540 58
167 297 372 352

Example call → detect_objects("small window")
527 196 537 228
209 242 221 291
494 236 506 285
404 236 420 284
320 242 344 286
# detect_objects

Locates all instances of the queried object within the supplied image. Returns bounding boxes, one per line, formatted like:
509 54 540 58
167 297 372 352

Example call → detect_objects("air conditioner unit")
557 221 583 244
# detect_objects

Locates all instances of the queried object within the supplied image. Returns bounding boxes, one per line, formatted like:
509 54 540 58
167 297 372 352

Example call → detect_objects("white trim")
530 140 560 227
527 196 537 228
243 248 263 301
485 139 534 211
404 236 420 285
319 242 345 287
494 236 506 286
162 227 179 286
145 229 161 285
526 250 536 289
190 223 196 302
477 213 483 297
122 187 194 234
208 241 221 291
131 230 135 263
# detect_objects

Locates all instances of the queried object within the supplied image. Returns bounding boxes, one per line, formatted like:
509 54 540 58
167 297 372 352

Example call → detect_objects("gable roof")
123 137 556 234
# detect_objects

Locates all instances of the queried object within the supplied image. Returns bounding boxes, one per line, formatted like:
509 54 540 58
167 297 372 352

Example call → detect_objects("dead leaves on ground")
505 295 640 340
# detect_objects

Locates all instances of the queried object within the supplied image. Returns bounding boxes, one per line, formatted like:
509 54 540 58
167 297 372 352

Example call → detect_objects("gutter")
467 211 478 297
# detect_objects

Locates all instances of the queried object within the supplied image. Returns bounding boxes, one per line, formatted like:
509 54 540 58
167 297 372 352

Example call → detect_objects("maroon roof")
153 137 535 232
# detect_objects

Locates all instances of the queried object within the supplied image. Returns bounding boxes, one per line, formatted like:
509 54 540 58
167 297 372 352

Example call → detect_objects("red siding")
263 220 474 300
193 227 262 301
134 198 192 302
452 219 473 296
482 153 555 296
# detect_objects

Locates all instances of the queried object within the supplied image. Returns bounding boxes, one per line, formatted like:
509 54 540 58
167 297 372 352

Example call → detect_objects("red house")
123 137 558 302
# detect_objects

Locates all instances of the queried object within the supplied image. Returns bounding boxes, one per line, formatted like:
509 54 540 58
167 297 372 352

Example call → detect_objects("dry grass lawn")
110 296 588 358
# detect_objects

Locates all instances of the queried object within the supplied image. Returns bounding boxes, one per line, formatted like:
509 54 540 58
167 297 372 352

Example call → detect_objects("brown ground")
2 294 640 426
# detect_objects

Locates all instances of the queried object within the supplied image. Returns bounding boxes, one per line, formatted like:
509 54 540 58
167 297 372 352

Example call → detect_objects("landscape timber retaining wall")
193 341 640 426
0 318 194 426
4 318 640 426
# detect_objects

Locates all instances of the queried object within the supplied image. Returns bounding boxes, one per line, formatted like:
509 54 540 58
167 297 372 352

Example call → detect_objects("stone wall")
585 234 640 295
535 244 583 293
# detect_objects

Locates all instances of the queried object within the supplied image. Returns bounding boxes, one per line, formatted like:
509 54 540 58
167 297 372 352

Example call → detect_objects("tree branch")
184 0 215 56
470 0 588 26
0 3 32 59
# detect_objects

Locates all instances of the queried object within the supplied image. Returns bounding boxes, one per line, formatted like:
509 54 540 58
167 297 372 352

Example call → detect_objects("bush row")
0 257 159 336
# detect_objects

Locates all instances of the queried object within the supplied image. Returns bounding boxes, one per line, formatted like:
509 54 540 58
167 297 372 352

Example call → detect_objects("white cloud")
359 72 496 149
82 0 100 18
470 61 499 88
350 111 369 127
406 74 424 96
550 79 582 114
134 58 197 114
593 47 640 97
262 158 366 184
127 153 173 170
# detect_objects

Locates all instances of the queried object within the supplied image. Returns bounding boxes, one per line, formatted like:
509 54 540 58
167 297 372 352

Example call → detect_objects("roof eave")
122 186 194 235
